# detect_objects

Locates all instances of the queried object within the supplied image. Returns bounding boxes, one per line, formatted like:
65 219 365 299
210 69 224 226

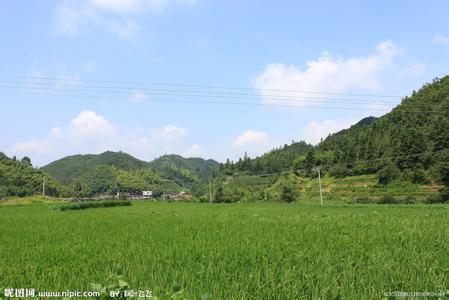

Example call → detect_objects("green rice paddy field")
1 200 448 299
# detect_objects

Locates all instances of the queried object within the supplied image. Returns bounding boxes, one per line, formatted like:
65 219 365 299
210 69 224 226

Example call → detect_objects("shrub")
439 187 449 203
355 196 372 204
58 200 132 211
401 195 416 204
328 165 350 178
377 163 401 185
411 169 427 184
377 195 398 204
425 194 442 204
280 183 297 203
425 188 449 204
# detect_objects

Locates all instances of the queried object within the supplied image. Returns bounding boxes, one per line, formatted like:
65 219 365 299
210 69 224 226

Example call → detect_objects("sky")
1 0 448 166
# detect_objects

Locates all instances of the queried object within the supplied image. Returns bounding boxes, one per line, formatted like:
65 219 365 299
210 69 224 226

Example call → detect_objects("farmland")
1 199 448 298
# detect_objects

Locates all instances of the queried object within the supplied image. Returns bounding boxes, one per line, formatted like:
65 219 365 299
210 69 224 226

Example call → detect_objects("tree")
394 127 426 171
377 163 401 185
303 150 316 175
436 151 449 202
280 183 297 203
21 156 32 166
214 184 225 203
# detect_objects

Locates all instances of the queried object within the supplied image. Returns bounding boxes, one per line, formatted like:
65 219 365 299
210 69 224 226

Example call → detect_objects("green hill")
148 154 219 179
222 141 313 174
223 77 449 181
148 154 219 194
0 153 63 197
42 151 148 182
316 76 449 181
40 151 219 196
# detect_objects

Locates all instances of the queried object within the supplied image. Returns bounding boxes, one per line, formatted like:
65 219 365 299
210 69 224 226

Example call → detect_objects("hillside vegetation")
41 151 148 182
0 153 63 197
218 76 449 203
149 154 219 179
35 151 219 197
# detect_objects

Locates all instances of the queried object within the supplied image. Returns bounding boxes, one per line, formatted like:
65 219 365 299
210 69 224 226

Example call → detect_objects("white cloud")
433 34 449 45
229 130 275 160
7 111 188 165
55 0 197 38
183 144 203 157
154 125 187 141
254 41 403 107
90 0 143 12
90 0 196 13
303 119 356 145
55 2 98 35
233 130 268 147
69 110 117 140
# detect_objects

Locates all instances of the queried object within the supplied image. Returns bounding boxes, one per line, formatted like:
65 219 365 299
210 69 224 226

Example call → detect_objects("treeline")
0 153 63 197
209 174 304 204
220 141 313 175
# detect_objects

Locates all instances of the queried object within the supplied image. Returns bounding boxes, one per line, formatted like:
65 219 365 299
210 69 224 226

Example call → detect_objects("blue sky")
1 0 448 166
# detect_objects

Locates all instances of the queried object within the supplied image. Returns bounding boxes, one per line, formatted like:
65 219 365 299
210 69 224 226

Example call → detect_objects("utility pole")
317 167 323 206
209 181 212 204
42 177 46 196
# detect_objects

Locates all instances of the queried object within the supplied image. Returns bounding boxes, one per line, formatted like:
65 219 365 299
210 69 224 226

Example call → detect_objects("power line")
1 81 445 112
2 89 446 113
0 81 405 105
0 75 404 98
2 90 400 112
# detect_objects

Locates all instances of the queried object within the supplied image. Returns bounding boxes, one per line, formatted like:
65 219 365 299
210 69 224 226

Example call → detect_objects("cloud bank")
8 111 190 166
254 41 424 108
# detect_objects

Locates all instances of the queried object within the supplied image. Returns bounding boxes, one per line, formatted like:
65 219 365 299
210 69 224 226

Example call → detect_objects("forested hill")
221 141 313 174
0 152 62 196
222 76 449 184
38 151 219 197
42 151 148 181
315 76 449 181
148 154 219 179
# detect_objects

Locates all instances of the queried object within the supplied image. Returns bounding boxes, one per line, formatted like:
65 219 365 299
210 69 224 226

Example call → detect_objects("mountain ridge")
41 151 220 182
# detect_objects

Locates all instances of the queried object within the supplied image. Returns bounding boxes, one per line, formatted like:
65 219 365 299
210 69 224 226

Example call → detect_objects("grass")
0 200 448 298
0 195 62 206
58 200 132 211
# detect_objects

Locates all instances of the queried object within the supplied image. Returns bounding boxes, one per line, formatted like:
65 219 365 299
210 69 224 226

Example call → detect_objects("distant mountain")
42 151 148 182
40 151 219 196
148 154 219 179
